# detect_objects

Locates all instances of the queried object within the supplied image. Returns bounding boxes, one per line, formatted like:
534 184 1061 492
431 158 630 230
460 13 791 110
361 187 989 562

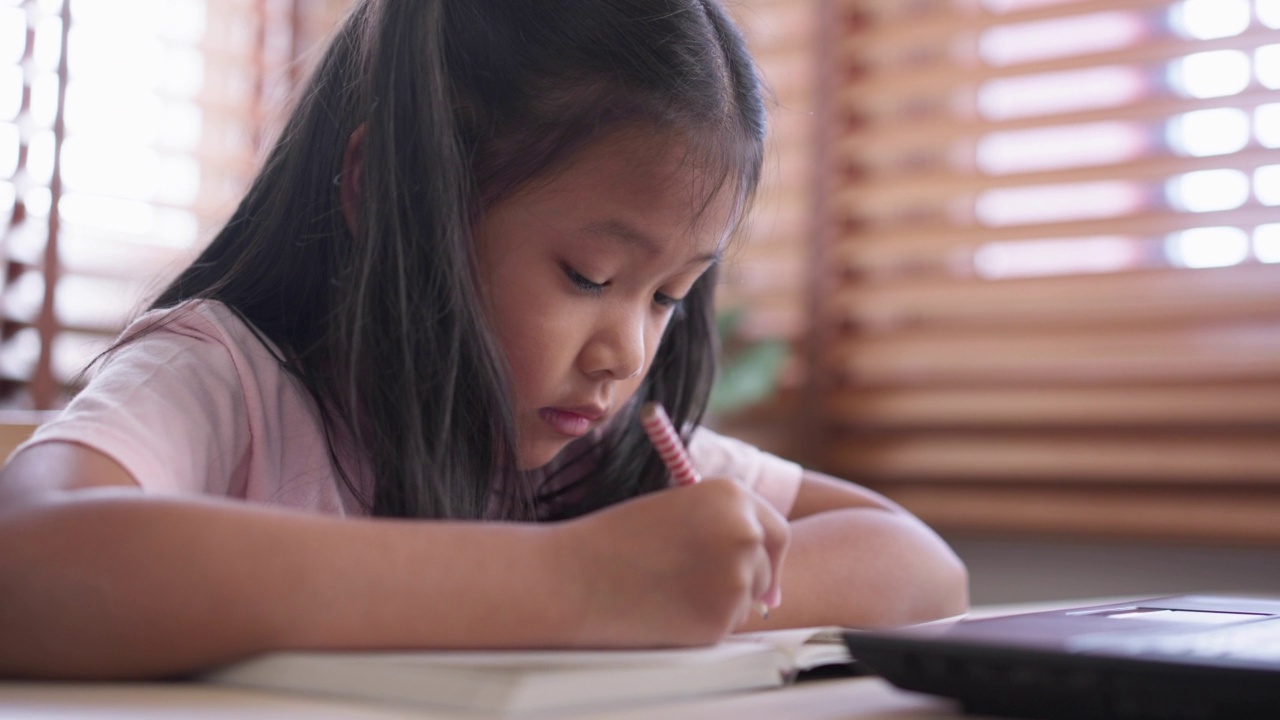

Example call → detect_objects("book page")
726 627 850 671
365 642 774 670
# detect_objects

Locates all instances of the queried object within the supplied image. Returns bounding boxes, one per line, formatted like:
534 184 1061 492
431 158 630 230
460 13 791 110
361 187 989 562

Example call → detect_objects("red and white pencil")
639 402 702 486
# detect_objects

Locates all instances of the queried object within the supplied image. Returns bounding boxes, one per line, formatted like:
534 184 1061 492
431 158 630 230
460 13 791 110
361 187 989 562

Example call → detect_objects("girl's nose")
580 312 646 380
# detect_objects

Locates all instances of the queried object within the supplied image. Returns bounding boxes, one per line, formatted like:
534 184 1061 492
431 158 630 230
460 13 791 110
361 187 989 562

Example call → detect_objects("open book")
202 627 851 717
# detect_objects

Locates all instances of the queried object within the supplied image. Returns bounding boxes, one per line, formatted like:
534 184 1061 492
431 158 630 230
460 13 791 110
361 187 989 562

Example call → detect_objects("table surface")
2 600 1108 719
0 675 969 720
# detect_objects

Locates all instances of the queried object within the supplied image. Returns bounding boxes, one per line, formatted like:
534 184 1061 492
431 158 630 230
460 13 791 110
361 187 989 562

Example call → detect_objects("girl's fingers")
751 493 790 611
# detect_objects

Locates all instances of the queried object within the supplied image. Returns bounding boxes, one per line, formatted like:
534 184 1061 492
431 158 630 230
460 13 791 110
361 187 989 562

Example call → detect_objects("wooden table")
7 601 1099 718
0 674 970 719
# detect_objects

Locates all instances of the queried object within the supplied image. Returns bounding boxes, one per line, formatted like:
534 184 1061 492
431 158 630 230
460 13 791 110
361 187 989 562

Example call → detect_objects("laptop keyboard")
1084 619 1280 663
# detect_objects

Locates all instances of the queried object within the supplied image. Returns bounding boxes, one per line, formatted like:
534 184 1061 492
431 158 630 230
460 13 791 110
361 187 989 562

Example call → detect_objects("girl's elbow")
929 548 971 619
891 520 969 624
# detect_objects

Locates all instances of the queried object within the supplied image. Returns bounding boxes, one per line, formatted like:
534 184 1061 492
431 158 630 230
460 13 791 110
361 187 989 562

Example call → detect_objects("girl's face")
475 133 734 469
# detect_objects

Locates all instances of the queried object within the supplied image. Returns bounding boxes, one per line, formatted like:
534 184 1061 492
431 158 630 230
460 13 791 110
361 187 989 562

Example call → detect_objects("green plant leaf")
709 339 787 415
716 306 746 342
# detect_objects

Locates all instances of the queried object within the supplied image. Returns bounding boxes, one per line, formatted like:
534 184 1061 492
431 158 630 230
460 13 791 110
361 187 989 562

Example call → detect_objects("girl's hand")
548 477 789 647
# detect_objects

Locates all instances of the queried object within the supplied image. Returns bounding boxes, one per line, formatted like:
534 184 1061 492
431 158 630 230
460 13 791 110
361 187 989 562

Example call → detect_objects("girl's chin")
516 426 602 470
516 440 570 471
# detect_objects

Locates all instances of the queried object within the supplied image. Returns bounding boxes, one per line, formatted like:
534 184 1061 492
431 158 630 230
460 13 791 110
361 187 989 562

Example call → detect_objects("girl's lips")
539 407 598 437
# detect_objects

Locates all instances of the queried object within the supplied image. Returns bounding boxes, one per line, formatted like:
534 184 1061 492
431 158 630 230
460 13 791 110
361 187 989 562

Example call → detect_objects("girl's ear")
340 124 367 236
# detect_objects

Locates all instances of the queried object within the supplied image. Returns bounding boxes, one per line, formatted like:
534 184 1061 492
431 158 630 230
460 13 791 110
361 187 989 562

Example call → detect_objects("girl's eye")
653 292 683 309
654 292 687 319
563 265 606 294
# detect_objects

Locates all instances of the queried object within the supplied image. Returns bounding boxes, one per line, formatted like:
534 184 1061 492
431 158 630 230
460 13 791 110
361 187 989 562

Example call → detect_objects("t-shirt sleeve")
687 426 803 517
15 308 251 497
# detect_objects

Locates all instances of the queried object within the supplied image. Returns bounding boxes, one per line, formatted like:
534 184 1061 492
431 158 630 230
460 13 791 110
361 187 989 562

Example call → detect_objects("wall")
948 534 1280 606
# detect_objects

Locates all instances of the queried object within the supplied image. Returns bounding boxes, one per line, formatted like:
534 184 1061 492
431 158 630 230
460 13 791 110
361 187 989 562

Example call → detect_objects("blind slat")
827 383 1280 427
843 27 1280 98
845 0 1169 44
831 322 1280 386
837 206 1280 275
839 148 1280 218
827 433 1280 483
842 88 1280 161
837 265 1280 330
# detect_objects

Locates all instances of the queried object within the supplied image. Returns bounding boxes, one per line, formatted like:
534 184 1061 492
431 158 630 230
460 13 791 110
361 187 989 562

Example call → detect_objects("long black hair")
149 0 767 521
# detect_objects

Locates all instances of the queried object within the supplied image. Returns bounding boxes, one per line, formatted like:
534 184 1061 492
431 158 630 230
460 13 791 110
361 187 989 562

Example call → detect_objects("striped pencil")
639 402 702 486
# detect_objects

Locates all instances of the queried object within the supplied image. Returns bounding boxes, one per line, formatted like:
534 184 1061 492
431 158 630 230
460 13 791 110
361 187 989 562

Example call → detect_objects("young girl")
0 0 966 679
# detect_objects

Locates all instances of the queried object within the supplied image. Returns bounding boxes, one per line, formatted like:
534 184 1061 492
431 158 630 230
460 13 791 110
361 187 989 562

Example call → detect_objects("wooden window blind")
821 0 1280 541
0 0 344 410
711 0 826 463
724 0 821 342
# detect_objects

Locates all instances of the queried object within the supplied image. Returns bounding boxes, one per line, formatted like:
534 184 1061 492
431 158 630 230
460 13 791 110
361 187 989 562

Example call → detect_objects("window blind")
0 0 342 409
824 0 1280 541
719 0 818 337
711 0 825 459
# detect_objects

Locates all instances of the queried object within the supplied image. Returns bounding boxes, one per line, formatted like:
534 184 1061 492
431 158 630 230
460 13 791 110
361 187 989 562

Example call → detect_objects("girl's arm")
0 442 787 680
737 470 968 631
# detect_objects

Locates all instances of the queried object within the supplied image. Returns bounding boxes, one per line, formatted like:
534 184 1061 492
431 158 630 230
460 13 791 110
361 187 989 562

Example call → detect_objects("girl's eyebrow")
583 219 722 265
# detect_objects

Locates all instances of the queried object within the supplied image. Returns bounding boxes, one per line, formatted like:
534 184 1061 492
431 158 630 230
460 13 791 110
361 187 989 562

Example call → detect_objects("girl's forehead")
520 131 739 240
474 133 735 267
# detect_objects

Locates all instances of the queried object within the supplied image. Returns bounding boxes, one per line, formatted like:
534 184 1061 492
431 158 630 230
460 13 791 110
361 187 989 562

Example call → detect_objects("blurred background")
2 0 1279 603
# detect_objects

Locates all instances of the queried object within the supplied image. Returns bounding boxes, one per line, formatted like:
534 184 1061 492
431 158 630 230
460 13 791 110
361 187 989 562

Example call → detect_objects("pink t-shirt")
18 300 802 517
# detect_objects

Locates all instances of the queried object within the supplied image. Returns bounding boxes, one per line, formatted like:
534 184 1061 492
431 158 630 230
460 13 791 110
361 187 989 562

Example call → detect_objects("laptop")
841 595 1280 720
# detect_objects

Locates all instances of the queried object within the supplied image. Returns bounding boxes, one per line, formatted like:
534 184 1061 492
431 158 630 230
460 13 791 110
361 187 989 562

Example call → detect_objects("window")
0 0 342 409
818 0 1280 541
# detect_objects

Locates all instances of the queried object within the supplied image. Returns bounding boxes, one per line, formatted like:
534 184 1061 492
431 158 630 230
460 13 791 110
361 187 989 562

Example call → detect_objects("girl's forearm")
0 475 792 680
0 494 577 679
737 508 969 631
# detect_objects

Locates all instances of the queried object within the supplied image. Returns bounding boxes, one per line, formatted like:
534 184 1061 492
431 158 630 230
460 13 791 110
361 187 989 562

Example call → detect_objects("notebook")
203 626 851 717
841 594 1280 720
